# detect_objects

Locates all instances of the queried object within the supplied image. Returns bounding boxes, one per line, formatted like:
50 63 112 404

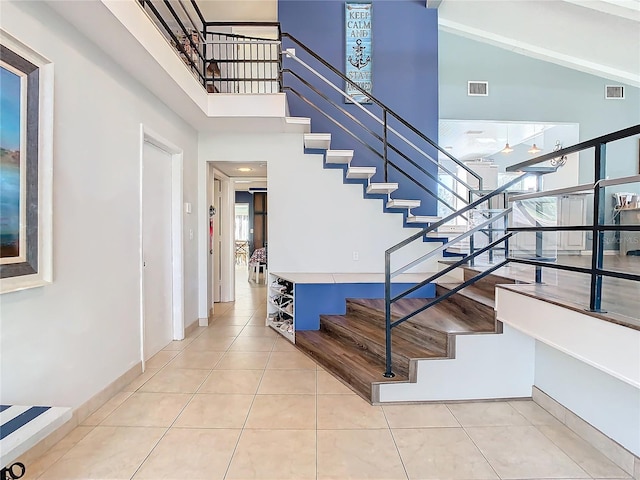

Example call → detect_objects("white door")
142 141 173 360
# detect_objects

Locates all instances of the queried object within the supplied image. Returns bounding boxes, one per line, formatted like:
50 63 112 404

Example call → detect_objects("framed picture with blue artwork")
0 30 53 293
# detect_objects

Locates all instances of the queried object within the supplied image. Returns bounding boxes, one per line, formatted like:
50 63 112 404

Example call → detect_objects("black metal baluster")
590 143 607 312
535 174 543 284
384 251 394 378
383 109 388 183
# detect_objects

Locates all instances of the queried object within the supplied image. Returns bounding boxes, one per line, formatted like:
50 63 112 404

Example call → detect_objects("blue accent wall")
279 0 439 216
235 191 251 204
295 282 435 330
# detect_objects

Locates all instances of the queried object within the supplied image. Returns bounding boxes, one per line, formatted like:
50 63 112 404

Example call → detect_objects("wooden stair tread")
437 283 496 309
295 330 408 402
348 298 495 334
461 265 522 285
321 314 444 360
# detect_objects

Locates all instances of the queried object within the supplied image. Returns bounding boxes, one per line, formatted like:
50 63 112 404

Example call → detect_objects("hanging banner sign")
345 2 372 104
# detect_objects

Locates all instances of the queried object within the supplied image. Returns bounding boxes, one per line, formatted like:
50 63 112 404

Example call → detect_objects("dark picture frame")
0 30 53 293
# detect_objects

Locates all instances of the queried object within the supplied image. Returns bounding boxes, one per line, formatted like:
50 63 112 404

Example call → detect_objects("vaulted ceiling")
436 0 640 87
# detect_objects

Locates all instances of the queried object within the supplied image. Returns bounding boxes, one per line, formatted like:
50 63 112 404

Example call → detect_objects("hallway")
24 270 631 479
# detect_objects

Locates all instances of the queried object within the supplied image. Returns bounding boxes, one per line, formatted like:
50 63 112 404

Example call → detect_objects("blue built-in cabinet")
279 0 440 218
269 272 435 336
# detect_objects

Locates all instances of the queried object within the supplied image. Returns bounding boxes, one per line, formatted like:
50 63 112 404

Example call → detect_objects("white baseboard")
184 318 200 336
14 362 142 468
199 317 209 327
533 386 640 478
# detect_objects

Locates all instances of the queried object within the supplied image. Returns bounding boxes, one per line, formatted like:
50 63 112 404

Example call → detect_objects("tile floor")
24 268 633 480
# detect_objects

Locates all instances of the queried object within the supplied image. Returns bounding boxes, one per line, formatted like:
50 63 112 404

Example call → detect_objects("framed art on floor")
0 30 53 294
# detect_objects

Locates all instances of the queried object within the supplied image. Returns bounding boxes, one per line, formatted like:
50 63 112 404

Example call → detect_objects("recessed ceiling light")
444 146 454 150
465 130 484 135
237 167 252 172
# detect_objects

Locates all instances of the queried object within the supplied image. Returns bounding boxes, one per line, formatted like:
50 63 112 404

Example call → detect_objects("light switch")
189 229 193 240
184 202 192 214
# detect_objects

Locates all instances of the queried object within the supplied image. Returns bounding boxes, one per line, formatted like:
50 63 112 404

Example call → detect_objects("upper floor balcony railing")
138 0 281 94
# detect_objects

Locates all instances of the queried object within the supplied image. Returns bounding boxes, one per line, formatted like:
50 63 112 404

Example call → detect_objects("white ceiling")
212 161 267 177
196 0 277 22
438 0 640 87
212 161 267 191
438 120 578 163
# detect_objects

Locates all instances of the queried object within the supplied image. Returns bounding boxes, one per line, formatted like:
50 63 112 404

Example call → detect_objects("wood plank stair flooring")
294 268 511 403
295 330 409 400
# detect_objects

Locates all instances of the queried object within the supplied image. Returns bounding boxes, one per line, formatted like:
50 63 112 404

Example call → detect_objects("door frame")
139 125 184 367
211 166 235 305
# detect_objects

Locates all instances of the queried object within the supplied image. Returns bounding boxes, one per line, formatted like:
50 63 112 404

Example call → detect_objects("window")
235 203 249 240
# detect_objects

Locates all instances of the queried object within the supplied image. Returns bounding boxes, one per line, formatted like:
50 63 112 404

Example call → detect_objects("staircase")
280 35 523 401
302 132 465 252
296 266 518 402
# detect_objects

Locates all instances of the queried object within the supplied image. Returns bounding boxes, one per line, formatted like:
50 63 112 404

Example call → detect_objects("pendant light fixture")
501 125 513 153
528 126 542 154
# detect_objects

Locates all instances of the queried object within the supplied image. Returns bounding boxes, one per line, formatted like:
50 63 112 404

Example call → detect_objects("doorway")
250 191 268 256
205 162 267 309
140 126 184 365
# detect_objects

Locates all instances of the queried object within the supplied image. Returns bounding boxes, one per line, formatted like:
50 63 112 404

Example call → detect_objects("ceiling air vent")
605 85 625 99
468 81 488 96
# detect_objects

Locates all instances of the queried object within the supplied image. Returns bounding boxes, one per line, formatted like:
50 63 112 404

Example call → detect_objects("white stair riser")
387 199 421 209
346 167 376 180
367 183 398 195
326 150 353 164
304 133 331 150
407 216 441 224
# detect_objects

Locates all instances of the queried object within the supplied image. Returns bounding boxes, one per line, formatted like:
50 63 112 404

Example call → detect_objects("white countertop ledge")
270 272 433 284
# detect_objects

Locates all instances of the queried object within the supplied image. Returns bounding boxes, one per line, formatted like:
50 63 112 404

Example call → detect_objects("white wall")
379 324 535 402
198 132 440 279
535 342 640 457
0 1 199 408
496 287 640 457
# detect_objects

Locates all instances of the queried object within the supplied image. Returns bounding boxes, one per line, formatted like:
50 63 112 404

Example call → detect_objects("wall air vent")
468 81 488 96
605 85 625 99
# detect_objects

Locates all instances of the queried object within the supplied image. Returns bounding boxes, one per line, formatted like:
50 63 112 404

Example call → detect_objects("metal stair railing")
280 32 481 219
383 172 531 377
505 125 640 312
283 80 465 216
384 124 640 378
136 7 479 220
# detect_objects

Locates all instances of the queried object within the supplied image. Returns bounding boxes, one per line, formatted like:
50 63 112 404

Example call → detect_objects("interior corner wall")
438 31 640 183
534 341 640 457
278 0 440 217
0 1 199 409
